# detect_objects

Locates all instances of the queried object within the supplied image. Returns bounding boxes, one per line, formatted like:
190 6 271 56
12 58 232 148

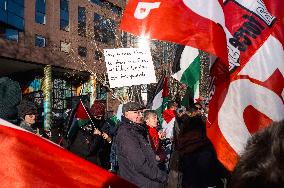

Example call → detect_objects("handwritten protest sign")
104 48 157 88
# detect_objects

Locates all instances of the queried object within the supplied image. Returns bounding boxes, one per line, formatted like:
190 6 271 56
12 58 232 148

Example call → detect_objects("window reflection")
93 13 116 44
0 0 24 30
90 0 121 15
35 35 46 47
35 0 46 24
60 0 69 31
78 6 86 37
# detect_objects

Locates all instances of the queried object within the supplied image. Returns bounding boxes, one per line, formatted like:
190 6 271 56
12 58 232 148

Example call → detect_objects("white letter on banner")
218 35 284 154
218 79 284 154
134 2 161 19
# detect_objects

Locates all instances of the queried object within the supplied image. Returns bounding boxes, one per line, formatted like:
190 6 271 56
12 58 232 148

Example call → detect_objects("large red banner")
121 0 284 170
0 119 135 187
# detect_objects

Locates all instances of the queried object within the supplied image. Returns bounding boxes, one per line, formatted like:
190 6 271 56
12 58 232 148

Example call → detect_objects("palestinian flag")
148 75 168 125
66 100 93 140
172 45 200 106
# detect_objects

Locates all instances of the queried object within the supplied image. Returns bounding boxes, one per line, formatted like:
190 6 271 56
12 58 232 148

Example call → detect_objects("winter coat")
176 114 210 156
116 116 167 188
19 121 37 134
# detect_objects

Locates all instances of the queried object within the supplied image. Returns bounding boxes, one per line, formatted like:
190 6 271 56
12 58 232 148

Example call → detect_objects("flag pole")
79 99 97 129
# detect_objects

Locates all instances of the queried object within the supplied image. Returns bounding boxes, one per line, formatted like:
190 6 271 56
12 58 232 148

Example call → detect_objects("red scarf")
147 126 160 153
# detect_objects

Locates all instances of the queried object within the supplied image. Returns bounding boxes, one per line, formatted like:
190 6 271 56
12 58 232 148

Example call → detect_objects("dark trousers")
181 146 222 188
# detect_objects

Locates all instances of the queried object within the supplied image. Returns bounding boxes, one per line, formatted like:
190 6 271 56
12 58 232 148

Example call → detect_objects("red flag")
121 0 284 171
0 119 135 188
120 0 227 64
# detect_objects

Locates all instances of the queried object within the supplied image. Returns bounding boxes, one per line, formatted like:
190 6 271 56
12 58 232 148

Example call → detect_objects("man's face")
195 104 202 115
125 110 143 124
145 114 158 128
24 114 36 125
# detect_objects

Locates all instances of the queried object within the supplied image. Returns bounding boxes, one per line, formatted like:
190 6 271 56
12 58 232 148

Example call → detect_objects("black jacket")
176 114 211 156
116 116 167 188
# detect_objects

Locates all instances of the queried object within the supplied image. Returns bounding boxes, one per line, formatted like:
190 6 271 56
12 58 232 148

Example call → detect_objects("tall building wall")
0 0 125 74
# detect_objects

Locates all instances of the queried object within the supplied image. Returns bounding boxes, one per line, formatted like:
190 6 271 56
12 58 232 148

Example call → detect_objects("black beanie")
18 100 37 119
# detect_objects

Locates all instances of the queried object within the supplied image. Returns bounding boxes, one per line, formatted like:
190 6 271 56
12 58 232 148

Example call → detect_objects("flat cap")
122 102 145 114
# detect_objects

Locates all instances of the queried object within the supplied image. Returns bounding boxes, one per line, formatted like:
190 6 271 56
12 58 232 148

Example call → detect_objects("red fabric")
120 0 227 64
121 0 284 171
0 122 135 188
147 126 160 153
147 126 166 162
162 109 176 124
90 101 105 117
162 76 168 98
74 101 89 119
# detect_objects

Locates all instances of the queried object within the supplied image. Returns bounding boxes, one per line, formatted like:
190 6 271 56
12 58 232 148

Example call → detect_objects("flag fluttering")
66 100 93 141
148 75 168 125
172 45 201 104
121 0 284 170
0 118 135 187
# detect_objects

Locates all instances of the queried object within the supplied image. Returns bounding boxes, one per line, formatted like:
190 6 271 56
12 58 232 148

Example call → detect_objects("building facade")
0 0 125 129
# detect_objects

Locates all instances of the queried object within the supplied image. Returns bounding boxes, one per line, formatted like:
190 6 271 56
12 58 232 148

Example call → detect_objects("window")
78 6 86 37
96 84 107 100
60 41 70 53
35 35 46 47
93 13 116 44
78 46 87 57
60 0 69 31
5 28 18 41
94 50 102 60
90 0 102 6
0 0 24 30
0 24 19 41
52 78 74 120
90 0 122 15
35 0 46 24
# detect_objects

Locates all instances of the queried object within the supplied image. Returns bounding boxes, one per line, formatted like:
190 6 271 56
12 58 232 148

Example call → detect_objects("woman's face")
145 114 158 128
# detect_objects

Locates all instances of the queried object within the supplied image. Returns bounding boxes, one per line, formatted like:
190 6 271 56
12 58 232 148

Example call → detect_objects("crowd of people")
1 76 283 188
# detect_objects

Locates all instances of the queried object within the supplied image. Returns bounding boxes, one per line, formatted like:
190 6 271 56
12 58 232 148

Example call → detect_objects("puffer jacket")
116 116 167 188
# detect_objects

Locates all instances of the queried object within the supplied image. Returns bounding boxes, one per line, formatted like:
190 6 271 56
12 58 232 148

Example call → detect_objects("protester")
87 101 112 169
176 106 223 188
229 120 284 188
104 110 120 173
162 101 177 170
0 77 22 124
162 101 177 140
18 100 39 134
116 101 167 188
144 110 167 170
92 110 119 171
167 109 184 188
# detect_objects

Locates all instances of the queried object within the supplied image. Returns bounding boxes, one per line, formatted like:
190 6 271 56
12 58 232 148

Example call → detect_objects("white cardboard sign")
104 48 157 88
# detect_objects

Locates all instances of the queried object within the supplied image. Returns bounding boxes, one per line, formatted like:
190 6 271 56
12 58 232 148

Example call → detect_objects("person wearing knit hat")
18 100 38 134
0 77 22 124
